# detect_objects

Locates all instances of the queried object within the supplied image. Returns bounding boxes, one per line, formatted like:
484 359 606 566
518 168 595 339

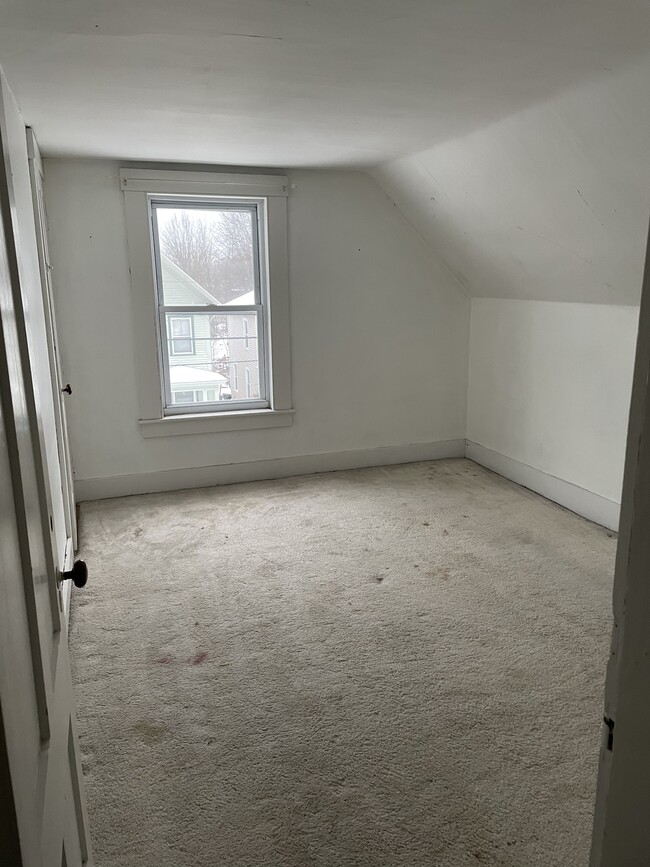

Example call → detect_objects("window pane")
165 311 263 406
154 205 256 305
172 318 191 337
172 338 192 354
169 316 193 355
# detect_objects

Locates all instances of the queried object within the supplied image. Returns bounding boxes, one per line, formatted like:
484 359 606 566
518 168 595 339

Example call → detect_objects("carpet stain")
428 568 450 581
190 651 208 665
131 721 166 743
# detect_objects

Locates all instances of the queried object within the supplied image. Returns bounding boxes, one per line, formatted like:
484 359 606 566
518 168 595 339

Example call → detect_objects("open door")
26 129 77 565
590 226 650 865
0 78 92 866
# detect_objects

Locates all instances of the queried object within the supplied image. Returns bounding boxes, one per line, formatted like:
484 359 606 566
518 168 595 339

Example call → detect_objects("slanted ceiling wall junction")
370 56 650 529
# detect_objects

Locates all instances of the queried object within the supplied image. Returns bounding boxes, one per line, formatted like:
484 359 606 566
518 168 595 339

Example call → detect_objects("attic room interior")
0 1 649 866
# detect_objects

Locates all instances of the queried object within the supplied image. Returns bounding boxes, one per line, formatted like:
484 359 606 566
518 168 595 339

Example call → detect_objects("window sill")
139 408 294 438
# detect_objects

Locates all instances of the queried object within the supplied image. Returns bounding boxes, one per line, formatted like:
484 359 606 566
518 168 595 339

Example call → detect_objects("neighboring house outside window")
160 256 228 406
224 293 260 401
160 257 261 405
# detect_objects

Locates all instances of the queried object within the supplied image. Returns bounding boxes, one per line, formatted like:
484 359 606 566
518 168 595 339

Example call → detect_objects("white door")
590 227 650 864
26 128 77 557
0 103 92 865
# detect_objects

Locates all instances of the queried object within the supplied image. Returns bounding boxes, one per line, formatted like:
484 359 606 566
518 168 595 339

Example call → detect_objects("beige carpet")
70 458 615 867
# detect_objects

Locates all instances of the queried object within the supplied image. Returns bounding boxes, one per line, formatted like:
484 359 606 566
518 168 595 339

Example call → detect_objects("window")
169 317 194 355
121 168 294 436
151 198 267 415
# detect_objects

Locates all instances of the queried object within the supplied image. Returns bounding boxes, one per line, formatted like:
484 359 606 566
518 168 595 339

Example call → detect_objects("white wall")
44 161 470 498
0 74 67 565
467 299 638 518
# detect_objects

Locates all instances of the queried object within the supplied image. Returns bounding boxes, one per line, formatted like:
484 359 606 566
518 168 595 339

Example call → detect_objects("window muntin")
150 198 268 415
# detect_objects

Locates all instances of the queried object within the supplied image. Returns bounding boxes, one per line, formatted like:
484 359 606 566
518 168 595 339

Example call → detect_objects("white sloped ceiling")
373 59 650 305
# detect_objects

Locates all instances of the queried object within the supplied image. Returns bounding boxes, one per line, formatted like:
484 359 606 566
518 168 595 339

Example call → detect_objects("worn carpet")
70 458 615 867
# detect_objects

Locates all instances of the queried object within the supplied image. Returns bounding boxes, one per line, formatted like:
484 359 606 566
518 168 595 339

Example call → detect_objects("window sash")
150 197 263 307
158 306 268 414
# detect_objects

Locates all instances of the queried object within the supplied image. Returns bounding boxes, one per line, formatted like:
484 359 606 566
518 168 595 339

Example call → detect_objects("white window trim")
120 168 293 436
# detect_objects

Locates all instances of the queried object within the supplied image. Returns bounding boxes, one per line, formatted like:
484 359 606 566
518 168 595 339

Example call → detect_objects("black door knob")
61 384 72 395
61 559 88 588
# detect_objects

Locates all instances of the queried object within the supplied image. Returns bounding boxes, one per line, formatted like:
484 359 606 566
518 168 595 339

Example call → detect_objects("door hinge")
604 716 615 751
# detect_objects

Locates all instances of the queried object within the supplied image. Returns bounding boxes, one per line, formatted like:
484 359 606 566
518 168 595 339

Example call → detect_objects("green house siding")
160 255 219 306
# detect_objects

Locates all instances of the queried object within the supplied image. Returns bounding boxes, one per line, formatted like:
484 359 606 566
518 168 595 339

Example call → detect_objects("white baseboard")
75 438 466 501
74 437 621 531
466 441 620 531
